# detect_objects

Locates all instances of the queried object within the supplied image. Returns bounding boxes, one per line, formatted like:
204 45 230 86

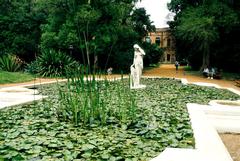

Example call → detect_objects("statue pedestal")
130 84 146 89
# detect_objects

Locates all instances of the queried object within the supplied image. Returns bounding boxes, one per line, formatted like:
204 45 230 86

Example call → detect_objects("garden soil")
220 133 240 161
0 64 240 160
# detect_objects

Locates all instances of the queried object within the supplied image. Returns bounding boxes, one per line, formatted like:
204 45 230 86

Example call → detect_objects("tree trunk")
201 49 210 71
93 55 98 73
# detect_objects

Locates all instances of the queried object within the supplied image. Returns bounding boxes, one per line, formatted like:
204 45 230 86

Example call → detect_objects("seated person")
213 68 222 79
107 67 113 75
202 67 209 77
208 67 215 79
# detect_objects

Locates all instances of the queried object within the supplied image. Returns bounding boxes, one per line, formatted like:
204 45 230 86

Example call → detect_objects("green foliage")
0 54 23 72
169 0 240 71
0 71 34 84
40 32 59 49
1 78 239 160
74 4 102 25
176 7 218 44
35 50 80 77
184 65 192 71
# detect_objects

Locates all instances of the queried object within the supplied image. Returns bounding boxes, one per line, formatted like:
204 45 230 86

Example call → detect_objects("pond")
0 78 239 160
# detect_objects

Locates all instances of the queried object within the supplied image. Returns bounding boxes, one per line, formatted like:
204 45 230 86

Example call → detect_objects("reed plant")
56 70 137 126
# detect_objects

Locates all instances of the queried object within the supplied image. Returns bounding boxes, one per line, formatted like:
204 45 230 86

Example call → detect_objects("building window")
155 37 161 46
167 38 171 47
145 36 151 43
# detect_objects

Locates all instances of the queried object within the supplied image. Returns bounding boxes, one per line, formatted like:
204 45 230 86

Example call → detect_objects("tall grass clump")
55 71 137 126
0 54 23 72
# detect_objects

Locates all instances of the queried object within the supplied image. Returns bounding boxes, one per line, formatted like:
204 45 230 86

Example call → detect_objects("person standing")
175 61 179 72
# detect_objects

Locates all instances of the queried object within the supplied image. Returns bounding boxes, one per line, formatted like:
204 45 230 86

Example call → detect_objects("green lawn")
0 71 35 84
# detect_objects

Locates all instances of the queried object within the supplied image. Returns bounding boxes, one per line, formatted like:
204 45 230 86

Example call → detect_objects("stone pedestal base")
130 84 146 89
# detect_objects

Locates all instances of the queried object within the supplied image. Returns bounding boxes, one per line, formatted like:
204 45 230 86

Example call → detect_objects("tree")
175 7 218 69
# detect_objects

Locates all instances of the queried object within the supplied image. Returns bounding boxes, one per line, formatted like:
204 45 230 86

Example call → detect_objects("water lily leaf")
81 152 92 158
39 129 47 135
121 124 127 130
52 152 63 158
125 158 132 161
3 150 19 159
58 133 68 138
48 143 58 148
88 140 96 145
8 131 20 139
81 144 95 151
101 153 110 159
26 148 41 154
48 131 57 137
65 141 74 149
97 146 105 150
22 144 32 150
12 154 24 161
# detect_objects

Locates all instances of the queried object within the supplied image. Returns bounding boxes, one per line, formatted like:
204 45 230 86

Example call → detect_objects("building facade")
145 27 175 64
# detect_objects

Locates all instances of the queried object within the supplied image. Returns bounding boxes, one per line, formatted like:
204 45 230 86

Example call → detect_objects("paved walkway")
144 64 240 92
0 78 63 88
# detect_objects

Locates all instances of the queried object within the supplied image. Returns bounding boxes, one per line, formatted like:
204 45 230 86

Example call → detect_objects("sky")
136 0 174 28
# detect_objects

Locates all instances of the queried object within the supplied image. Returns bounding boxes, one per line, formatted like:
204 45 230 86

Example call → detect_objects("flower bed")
0 78 239 160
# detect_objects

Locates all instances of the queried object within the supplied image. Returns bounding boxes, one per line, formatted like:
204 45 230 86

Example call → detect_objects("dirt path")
220 134 240 161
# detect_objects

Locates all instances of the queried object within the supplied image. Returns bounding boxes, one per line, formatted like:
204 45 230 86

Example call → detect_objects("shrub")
25 60 41 74
36 50 80 77
0 54 23 72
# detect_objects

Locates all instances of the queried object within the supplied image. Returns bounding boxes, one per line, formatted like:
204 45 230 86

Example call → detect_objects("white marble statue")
130 44 146 89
